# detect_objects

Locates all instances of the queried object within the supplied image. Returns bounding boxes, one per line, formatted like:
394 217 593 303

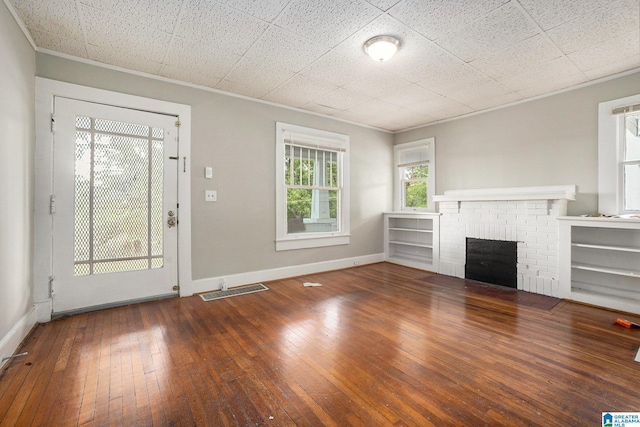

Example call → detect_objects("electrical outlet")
205 190 217 202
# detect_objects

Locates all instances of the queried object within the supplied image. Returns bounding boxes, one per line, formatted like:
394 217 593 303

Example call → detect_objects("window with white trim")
394 138 435 212
598 95 640 215
275 122 350 251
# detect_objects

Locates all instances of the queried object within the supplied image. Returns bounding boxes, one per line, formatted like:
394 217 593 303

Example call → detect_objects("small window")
598 97 640 215
622 113 640 211
394 138 435 212
275 122 350 251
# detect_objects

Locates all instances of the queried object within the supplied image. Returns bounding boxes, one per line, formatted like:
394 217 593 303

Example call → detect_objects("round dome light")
364 36 400 62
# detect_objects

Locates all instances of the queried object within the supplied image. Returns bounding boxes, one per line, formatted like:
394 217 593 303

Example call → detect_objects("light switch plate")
205 190 217 202
205 166 213 179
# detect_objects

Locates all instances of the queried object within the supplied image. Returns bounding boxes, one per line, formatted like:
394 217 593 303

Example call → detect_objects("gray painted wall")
395 71 640 216
0 2 35 342
36 53 393 280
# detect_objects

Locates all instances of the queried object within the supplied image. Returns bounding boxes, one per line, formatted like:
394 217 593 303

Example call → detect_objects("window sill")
276 234 350 251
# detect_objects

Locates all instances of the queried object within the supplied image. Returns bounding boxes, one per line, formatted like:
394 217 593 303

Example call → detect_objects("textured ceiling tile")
497 56 584 91
28 28 88 58
81 6 171 63
262 74 338 107
245 27 329 73
381 39 464 83
518 0 616 30
342 69 414 99
331 108 375 124
314 88 373 110
516 74 588 98
86 45 162 74
176 0 268 55
465 91 523 110
351 98 403 117
444 78 515 106
216 79 270 99
583 55 640 79
365 0 402 11
388 0 510 40
224 57 295 92
300 51 376 87
11 0 84 41
372 108 433 131
160 65 221 88
418 64 488 95
470 34 563 78
218 0 291 22
546 0 639 54
407 95 474 120
435 3 540 62
332 13 423 59
377 83 442 107
78 0 182 31
568 29 640 71
299 102 345 116
164 38 240 78
274 0 381 47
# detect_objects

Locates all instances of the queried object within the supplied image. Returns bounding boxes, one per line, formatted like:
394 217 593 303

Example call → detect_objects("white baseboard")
184 253 385 296
0 306 37 369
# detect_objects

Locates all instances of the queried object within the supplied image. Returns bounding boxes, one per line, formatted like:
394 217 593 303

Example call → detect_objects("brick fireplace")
433 186 576 297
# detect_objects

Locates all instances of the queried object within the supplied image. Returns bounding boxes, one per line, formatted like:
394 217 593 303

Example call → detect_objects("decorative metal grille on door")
73 115 164 276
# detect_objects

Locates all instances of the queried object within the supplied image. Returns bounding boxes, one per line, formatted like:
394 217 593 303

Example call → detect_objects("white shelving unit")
558 216 640 314
384 212 440 272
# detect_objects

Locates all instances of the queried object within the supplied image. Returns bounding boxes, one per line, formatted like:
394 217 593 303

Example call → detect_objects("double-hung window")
394 138 435 212
275 122 350 251
598 96 640 215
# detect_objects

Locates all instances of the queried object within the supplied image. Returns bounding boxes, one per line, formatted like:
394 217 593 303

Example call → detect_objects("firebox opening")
465 238 517 289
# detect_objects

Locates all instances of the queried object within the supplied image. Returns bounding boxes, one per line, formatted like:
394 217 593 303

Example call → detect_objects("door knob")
167 213 177 228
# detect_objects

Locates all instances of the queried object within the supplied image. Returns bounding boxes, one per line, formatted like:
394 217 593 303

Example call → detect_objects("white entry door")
52 97 179 313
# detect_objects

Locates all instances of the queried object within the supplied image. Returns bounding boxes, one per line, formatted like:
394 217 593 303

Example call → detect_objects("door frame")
34 77 192 322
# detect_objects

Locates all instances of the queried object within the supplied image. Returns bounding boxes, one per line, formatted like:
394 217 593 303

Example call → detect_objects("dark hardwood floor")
1 262 639 426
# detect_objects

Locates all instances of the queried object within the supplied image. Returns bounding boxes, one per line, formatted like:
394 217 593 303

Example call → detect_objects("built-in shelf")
559 217 640 314
572 262 640 278
389 241 433 249
571 243 640 253
384 212 440 272
389 227 433 233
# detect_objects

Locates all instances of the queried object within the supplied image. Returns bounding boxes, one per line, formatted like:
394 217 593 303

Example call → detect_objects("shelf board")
389 240 433 249
572 262 640 278
389 227 433 233
388 254 433 264
572 243 640 253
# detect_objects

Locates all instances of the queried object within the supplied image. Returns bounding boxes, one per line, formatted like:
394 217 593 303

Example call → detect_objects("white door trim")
34 77 192 321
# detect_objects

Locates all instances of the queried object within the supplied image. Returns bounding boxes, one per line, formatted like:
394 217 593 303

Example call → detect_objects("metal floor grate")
199 283 269 301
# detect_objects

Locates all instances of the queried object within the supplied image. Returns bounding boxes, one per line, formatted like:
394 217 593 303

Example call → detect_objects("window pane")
286 189 339 234
625 116 640 161
285 144 339 187
404 181 427 208
624 164 640 210
403 165 428 179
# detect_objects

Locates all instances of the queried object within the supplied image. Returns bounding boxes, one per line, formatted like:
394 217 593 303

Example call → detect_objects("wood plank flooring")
1 262 640 426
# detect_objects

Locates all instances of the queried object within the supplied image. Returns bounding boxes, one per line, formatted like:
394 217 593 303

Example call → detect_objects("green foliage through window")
402 165 428 209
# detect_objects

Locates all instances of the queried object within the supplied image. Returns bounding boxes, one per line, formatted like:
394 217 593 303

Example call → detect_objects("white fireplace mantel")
433 185 576 203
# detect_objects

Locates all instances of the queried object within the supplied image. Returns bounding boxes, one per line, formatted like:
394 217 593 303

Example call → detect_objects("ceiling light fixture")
364 35 400 62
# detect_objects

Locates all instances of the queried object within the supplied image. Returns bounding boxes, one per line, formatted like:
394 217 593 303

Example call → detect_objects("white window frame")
598 94 640 215
275 122 350 251
393 138 435 212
